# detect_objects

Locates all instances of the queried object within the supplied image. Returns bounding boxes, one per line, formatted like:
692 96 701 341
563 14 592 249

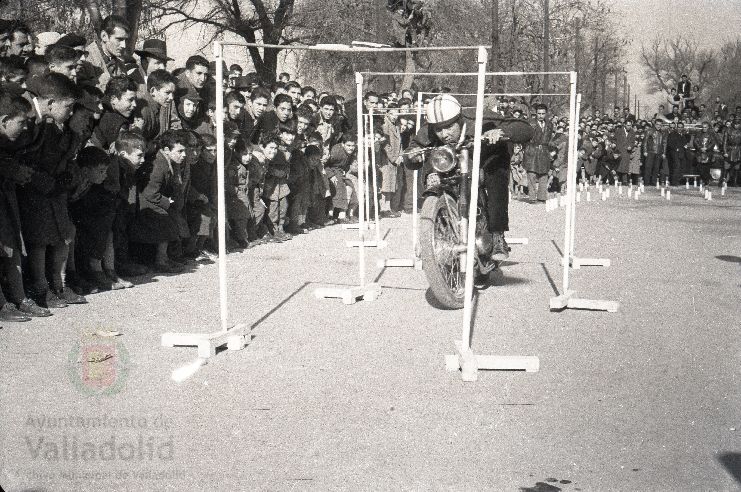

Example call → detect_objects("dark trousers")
527 172 548 201
484 166 509 233
643 153 664 186
670 149 687 184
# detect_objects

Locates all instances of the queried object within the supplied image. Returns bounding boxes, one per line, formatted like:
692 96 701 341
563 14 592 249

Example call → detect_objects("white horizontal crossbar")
361 71 573 77
219 41 485 52
419 92 570 97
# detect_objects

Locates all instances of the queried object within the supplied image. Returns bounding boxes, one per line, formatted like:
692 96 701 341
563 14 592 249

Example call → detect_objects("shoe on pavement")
0 303 32 322
104 270 134 289
491 232 510 262
39 290 68 309
17 298 52 317
54 286 87 304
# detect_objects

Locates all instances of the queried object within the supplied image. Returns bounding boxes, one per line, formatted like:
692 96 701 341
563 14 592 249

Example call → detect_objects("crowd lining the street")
0 16 737 323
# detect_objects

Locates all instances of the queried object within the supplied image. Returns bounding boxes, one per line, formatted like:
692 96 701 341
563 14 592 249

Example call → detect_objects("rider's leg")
484 167 510 261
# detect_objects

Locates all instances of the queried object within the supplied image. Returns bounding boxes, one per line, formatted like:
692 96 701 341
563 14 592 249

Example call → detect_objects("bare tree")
640 35 718 98
146 0 308 84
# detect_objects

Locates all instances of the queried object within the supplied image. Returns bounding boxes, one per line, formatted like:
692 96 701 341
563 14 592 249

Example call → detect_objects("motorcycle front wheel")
419 195 466 310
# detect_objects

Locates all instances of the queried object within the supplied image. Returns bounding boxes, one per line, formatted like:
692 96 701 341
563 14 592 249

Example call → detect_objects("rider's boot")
491 231 510 261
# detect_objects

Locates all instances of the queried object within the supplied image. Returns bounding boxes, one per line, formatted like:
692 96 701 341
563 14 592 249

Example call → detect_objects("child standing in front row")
0 92 52 321
16 73 87 308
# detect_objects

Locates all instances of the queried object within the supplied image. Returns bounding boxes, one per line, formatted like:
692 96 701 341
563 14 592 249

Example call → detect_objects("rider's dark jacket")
404 108 534 173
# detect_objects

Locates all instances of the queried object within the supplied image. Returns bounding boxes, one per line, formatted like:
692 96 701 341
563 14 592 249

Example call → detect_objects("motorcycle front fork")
458 171 471 273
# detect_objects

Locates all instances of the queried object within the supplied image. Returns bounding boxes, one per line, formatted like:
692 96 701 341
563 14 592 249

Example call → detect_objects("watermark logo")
67 335 129 396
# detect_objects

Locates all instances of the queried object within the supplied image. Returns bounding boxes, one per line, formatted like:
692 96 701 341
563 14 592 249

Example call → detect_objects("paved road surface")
1 185 740 491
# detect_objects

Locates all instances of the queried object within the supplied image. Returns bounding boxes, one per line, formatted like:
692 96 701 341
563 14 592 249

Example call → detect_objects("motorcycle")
409 142 501 310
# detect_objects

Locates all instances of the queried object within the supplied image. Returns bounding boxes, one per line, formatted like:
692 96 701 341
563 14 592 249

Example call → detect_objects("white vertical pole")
568 94 582 258
355 73 366 287
214 42 228 332
413 91 423 259
369 110 381 242
364 115 372 225
460 47 488 351
561 72 578 294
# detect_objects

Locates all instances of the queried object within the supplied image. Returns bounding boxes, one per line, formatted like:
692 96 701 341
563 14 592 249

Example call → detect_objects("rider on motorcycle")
404 94 534 260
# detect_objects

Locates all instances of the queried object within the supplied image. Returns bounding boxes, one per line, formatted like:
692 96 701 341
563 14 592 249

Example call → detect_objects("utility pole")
543 0 550 103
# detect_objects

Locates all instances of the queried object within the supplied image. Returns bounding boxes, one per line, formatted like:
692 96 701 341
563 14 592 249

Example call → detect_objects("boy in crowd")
0 91 51 320
187 133 217 259
17 73 86 308
325 134 359 223
251 93 294 144
286 107 314 234
67 146 123 291
110 131 149 277
46 44 81 81
285 81 302 107
129 130 187 273
92 75 137 150
379 102 403 217
226 138 253 248
140 69 176 141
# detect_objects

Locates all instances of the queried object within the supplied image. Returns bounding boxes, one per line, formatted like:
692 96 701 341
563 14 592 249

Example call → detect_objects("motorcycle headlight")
428 146 457 173
710 168 722 180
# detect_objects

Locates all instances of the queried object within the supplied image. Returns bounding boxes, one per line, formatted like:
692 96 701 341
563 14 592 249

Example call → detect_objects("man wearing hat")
135 39 172 77
55 33 89 76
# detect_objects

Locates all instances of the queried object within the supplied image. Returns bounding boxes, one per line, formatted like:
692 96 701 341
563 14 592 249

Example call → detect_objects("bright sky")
613 0 741 113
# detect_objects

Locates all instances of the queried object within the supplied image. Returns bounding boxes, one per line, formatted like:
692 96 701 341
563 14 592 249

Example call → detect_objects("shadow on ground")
716 255 741 264
718 452 741 484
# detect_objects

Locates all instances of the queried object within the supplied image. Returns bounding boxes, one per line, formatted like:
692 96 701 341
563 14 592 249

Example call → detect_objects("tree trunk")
401 49 417 90
613 71 618 111
84 0 103 34
489 0 501 92
125 0 143 50
542 0 550 103
591 37 599 112
574 17 581 94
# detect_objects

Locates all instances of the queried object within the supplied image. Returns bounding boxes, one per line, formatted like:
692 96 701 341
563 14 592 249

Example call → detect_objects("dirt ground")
1 184 740 491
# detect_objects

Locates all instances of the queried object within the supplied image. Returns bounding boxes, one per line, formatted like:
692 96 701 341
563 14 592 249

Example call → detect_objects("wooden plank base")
550 290 619 312
161 323 251 359
345 240 388 249
342 222 372 230
571 256 611 269
446 340 539 381
314 283 381 305
376 258 416 268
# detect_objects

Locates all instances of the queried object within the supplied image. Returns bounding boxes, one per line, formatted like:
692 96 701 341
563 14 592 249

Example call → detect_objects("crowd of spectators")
0 16 437 324
0 16 738 325
504 74 740 200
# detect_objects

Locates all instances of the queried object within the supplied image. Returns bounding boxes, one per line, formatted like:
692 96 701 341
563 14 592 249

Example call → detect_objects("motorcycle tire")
419 195 466 310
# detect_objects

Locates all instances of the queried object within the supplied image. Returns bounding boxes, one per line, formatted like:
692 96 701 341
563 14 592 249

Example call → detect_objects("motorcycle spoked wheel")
419 195 466 310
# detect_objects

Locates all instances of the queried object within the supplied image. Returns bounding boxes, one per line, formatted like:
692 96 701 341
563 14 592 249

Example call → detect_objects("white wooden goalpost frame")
549 88 619 313
161 41 497 356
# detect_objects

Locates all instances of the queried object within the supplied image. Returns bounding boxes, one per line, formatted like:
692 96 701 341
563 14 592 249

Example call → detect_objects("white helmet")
426 94 461 126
